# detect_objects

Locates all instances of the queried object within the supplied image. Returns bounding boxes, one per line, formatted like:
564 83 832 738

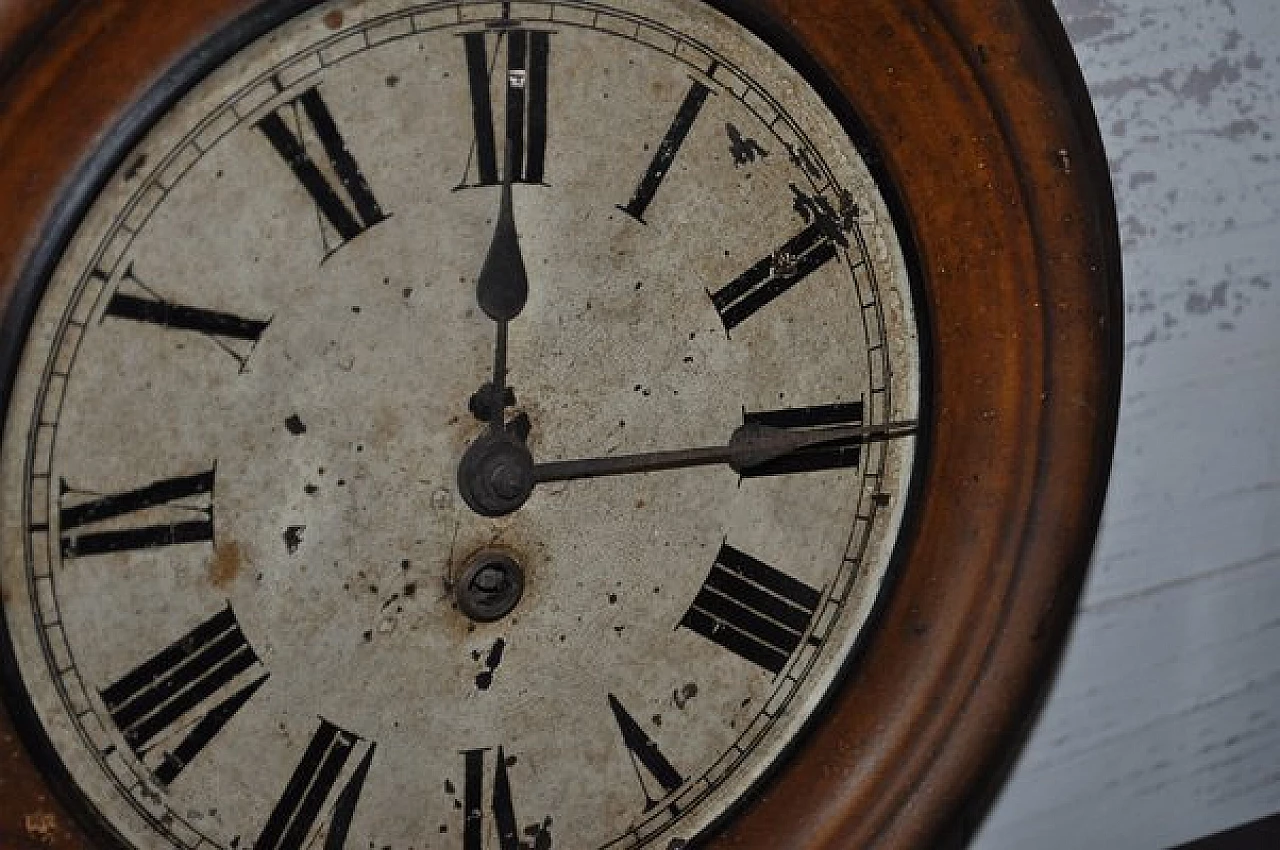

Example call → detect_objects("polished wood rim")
0 1 1122 848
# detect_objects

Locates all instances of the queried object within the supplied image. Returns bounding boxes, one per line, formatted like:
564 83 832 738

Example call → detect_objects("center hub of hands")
457 430 535 518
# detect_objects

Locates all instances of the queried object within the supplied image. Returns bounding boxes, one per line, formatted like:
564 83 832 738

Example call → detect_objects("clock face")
0 1 921 848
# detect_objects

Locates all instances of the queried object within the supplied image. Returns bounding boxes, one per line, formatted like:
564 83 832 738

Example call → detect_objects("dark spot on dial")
283 525 304 555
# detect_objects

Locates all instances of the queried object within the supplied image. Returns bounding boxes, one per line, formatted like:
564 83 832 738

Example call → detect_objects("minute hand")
532 420 919 484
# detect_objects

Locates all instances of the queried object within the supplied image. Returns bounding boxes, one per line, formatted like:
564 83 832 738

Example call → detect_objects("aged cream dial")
0 1 921 848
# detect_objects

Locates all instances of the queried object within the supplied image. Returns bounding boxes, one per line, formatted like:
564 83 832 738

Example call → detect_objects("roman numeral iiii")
680 544 822 675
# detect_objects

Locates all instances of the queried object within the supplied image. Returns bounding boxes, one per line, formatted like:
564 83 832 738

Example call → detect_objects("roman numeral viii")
460 28 551 188
679 544 822 675
461 747 553 850
101 605 267 786
257 87 387 256
257 720 376 850
742 401 866 477
59 468 215 558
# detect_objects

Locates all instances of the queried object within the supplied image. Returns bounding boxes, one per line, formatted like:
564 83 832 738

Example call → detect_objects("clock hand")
469 146 529 426
533 420 919 484
475 148 529 323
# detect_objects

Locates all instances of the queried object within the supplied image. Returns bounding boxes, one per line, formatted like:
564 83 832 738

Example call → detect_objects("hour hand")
531 420 919 484
475 161 528 323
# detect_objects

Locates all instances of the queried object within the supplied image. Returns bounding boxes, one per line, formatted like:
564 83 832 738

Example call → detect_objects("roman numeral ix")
258 86 388 256
257 720 376 850
101 604 267 785
679 544 822 675
59 468 215 558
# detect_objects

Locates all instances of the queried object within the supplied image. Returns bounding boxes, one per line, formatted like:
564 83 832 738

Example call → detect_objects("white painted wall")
974 1 1280 847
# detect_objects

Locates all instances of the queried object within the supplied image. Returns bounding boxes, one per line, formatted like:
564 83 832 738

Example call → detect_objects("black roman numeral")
461 747 552 850
679 544 822 675
257 720 376 850
711 220 841 332
459 28 551 188
711 188 858 332
59 468 215 558
619 70 716 224
741 401 866 477
608 694 684 812
105 264 270 370
258 87 387 256
100 605 267 786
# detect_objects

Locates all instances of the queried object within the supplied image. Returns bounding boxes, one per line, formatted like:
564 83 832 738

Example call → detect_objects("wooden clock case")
0 0 1121 847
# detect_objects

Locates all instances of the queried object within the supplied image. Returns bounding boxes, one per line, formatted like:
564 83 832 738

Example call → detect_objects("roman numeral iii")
679 544 822 675
100 604 267 786
257 87 387 256
257 720 376 850
741 401 866 477
460 28 552 188
59 468 215 558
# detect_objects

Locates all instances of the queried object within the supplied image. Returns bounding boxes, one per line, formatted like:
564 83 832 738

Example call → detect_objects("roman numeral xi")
680 544 822 675
101 605 267 786
258 86 388 256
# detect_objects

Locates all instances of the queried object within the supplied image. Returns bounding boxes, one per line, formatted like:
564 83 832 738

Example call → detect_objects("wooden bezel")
0 1 1121 848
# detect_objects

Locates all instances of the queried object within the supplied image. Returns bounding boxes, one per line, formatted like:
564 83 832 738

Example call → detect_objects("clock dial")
0 1 921 849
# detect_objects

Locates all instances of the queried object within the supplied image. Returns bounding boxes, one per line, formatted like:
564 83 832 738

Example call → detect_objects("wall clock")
0 0 1121 848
